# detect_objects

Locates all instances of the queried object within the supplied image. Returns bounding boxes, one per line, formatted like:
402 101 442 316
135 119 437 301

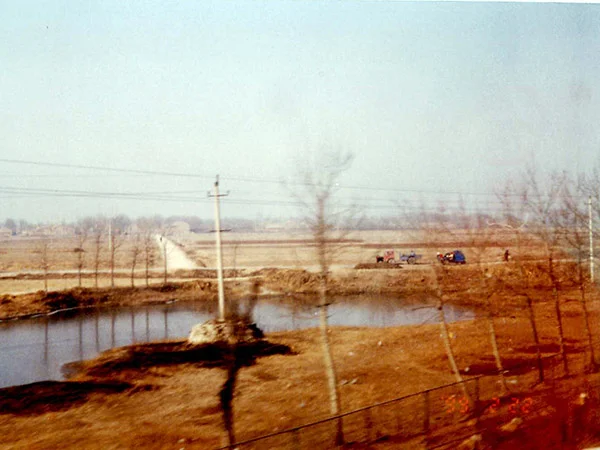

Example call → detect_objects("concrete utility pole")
209 176 228 321
589 196 594 283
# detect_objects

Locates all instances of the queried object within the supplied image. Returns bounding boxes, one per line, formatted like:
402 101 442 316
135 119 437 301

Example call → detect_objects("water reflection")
0 296 473 388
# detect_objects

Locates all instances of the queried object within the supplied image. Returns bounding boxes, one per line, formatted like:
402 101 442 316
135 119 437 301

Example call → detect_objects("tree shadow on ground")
68 340 293 378
2 339 293 417
0 380 132 416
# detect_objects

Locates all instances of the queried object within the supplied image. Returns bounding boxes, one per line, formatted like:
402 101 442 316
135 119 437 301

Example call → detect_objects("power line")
0 172 145 179
0 186 586 216
0 157 514 198
0 181 517 209
0 158 209 179
0 158 587 201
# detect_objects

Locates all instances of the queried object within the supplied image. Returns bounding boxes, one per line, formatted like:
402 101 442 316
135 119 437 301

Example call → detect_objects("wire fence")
217 353 573 449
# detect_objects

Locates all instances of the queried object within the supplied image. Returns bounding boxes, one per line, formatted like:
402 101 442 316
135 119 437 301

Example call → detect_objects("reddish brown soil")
1 261 599 449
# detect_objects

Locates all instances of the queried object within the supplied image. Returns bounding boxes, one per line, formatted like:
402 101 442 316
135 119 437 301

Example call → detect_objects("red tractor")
376 249 397 263
376 249 421 265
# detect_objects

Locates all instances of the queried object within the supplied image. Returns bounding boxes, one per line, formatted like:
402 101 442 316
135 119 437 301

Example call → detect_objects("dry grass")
0 229 551 274
0 235 153 272
0 229 596 448
178 229 529 269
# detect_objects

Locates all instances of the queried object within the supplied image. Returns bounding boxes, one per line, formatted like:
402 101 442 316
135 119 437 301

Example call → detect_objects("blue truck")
436 250 466 264
376 249 422 265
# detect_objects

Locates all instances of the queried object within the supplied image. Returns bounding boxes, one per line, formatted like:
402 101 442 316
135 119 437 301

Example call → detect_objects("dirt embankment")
0 260 589 320
0 280 216 320
253 260 585 304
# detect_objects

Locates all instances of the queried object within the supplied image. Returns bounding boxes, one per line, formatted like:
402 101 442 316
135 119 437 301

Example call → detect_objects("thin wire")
0 157 525 198
0 161 596 207
0 189 520 213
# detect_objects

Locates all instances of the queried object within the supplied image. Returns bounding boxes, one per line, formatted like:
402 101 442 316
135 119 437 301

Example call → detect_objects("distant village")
0 212 498 240
0 216 313 239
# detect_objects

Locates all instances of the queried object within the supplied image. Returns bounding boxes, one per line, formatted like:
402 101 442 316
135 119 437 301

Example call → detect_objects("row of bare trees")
281 157 600 446
500 168 600 373
412 165 600 407
34 215 177 292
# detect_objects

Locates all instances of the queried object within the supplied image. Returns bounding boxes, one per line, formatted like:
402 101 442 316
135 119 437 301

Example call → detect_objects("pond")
0 296 474 388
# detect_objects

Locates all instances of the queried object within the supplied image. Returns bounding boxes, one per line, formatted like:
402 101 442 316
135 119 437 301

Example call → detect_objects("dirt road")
154 235 197 270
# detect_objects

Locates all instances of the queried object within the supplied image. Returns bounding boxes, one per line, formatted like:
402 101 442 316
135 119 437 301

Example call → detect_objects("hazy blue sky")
1 1 599 223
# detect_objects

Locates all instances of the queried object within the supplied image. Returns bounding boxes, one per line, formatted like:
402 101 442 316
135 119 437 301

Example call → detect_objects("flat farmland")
0 235 149 272
180 229 525 269
0 229 552 296
1 228 600 448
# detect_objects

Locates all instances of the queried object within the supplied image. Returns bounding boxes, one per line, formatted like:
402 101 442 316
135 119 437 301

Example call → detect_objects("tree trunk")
485 298 508 393
481 275 508 393
578 260 597 371
94 239 101 289
553 288 568 376
438 300 470 401
315 196 343 445
131 255 137 288
110 247 115 288
43 266 48 294
77 252 83 288
163 240 168 285
145 258 150 287
432 268 470 402
525 295 544 383
549 256 568 376
319 282 344 446
514 247 544 383
40 241 49 294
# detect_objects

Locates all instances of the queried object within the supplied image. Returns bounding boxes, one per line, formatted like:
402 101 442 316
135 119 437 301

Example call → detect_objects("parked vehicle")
376 249 422 265
437 250 466 264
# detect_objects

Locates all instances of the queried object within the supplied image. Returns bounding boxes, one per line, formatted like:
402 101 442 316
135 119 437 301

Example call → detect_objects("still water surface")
0 296 474 388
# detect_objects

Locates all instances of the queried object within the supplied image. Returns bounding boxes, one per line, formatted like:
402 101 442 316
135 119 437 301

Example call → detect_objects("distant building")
126 223 140 236
263 222 284 232
23 225 74 237
0 227 13 238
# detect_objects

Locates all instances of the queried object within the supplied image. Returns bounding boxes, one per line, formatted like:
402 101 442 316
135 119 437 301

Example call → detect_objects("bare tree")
498 182 546 382
559 176 597 370
74 220 90 287
91 217 107 289
36 238 51 294
410 200 477 401
459 211 509 393
578 165 600 282
430 264 471 402
288 149 360 445
157 222 174 285
231 243 239 280
137 218 157 287
4 218 17 235
400 198 497 398
108 215 131 288
521 168 569 375
129 232 142 288
161 236 168 285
